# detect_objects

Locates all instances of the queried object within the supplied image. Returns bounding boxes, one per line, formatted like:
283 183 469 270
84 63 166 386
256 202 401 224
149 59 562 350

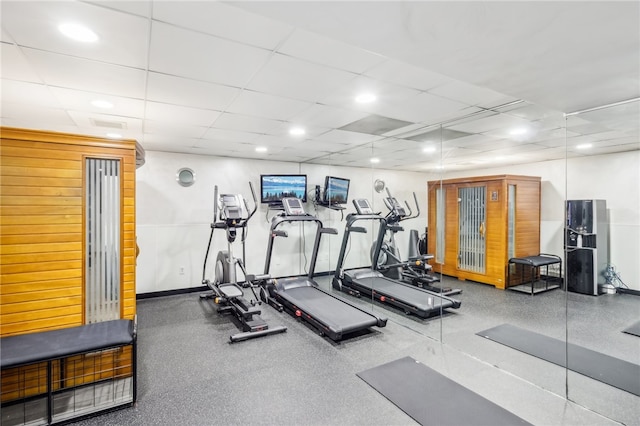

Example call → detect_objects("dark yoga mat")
622 320 640 337
357 356 530 426
477 324 640 397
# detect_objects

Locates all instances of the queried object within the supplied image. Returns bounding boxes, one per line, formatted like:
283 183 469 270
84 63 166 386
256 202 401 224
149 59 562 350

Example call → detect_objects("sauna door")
458 186 486 274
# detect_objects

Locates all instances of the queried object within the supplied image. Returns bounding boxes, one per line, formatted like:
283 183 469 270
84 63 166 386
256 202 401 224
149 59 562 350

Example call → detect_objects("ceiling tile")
146 72 241 111
364 59 453 91
1 103 76 128
429 80 513 107
49 87 145 117
313 129 382 145
23 48 146 98
149 21 271 87
214 112 284 135
226 90 313 121
1 44 42 83
246 53 356 103
374 92 471 124
145 101 220 127
2 80 61 108
448 112 533 134
153 1 293 50
320 75 420 111
278 28 385 73
87 1 152 18
2 1 150 68
201 128 260 144
143 120 207 139
289 104 369 129
67 110 143 133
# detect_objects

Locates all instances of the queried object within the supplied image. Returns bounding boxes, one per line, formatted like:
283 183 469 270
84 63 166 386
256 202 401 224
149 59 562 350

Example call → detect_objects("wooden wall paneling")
0 127 137 338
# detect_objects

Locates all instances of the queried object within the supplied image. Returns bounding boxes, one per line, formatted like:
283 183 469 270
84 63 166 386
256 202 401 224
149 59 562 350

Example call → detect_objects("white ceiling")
1 1 638 172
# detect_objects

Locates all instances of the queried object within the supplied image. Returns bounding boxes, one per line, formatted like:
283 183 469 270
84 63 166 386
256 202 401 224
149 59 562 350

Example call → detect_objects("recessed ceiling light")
509 127 528 136
422 146 436 153
370 158 380 164
576 143 592 150
255 146 267 153
355 93 377 104
58 22 98 43
289 127 305 136
91 99 113 109
106 133 122 139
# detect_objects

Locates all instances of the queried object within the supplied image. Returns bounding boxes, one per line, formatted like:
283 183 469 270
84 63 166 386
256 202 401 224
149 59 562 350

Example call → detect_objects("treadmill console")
353 199 374 215
282 197 306 216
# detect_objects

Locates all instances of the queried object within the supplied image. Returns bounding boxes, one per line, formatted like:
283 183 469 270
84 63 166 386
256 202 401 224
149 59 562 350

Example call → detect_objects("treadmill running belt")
478 324 640 396
357 357 530 426
622 320 640 337
281 286 379 334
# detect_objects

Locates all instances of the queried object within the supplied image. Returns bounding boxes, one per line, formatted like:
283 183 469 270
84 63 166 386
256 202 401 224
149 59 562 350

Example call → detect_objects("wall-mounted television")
323 176 350 204
260 174 307 205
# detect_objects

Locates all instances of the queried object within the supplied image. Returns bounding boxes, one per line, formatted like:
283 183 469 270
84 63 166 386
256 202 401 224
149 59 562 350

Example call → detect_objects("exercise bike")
373 187 461 296
200 182 286 342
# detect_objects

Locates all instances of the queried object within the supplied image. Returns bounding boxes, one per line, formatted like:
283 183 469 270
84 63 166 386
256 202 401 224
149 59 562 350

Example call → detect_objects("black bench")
1 318 137 425
507 254 563 295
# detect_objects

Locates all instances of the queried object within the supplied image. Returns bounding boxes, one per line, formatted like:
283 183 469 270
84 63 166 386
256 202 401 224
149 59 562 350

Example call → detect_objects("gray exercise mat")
622 320 640 337
478 324 640 397
357 356 530 426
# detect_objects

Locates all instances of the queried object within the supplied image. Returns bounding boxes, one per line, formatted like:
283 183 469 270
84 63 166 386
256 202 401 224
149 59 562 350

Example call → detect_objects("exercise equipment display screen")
353 199 374 215
283 198 305 215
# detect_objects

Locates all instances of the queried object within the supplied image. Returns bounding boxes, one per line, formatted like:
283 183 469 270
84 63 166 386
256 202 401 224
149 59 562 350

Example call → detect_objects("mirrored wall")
565 99 640 424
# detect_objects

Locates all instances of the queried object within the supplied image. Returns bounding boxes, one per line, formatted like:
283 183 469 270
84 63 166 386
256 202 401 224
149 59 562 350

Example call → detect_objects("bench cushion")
1 319 134 369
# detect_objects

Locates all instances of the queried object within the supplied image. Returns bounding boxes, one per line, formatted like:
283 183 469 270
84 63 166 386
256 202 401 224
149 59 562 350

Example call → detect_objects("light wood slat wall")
427 175 541 289
0 127 137 337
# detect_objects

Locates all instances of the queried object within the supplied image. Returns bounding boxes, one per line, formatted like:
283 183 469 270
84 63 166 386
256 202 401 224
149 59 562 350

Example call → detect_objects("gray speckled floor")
72 276 639 426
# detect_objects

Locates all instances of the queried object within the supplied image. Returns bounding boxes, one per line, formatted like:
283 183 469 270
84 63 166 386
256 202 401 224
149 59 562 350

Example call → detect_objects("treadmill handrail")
264 213 329 279
335 213 387 278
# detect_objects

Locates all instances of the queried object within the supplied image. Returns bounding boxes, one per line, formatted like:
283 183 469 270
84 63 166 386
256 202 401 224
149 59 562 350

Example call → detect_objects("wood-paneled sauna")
427 175 541 289
1 127 143 424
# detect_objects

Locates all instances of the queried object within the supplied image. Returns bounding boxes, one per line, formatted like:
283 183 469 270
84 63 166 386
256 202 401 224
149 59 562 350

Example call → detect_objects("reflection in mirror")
423 105 570 398
565 99 639 425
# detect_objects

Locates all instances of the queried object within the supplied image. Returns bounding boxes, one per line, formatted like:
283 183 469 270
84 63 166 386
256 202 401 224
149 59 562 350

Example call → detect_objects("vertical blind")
458 186 486 274
85 158 121 323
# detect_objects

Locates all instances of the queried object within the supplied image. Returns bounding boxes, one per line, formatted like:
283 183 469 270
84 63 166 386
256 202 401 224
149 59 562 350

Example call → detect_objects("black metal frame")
0 319 137 425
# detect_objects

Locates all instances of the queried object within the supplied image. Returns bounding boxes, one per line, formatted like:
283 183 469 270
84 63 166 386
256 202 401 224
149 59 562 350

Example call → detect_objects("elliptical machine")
200 182 286 342
373 187 461 296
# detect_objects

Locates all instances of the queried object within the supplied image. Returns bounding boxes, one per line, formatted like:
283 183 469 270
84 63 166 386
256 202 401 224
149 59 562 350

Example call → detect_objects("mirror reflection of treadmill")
332 198 461 318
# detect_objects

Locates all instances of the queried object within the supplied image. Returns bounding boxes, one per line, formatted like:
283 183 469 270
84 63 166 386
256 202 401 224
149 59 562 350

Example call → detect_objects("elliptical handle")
407 192 420 220
404 200 413 218
213 185 219 222
247 181 258 220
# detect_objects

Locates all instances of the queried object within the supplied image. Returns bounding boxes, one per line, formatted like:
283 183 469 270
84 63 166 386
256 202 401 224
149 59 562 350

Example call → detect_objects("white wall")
136 150 639 294
135 151 429 294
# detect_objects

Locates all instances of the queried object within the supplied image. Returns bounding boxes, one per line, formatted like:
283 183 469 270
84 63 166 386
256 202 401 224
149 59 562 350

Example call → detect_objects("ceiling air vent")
90 118 127 129
338 114 414 136
404 128 473 142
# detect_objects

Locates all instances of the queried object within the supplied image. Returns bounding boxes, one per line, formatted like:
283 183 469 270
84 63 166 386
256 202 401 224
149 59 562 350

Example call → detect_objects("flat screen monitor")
260 174 307 205
323 176 350 204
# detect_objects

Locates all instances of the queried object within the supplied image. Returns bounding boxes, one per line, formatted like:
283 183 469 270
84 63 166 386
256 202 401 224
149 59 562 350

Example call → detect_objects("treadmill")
332 199 461 318
261 198 387 341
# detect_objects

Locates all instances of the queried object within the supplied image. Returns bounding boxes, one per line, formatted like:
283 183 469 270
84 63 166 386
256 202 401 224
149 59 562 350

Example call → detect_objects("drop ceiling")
1 1 638 171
